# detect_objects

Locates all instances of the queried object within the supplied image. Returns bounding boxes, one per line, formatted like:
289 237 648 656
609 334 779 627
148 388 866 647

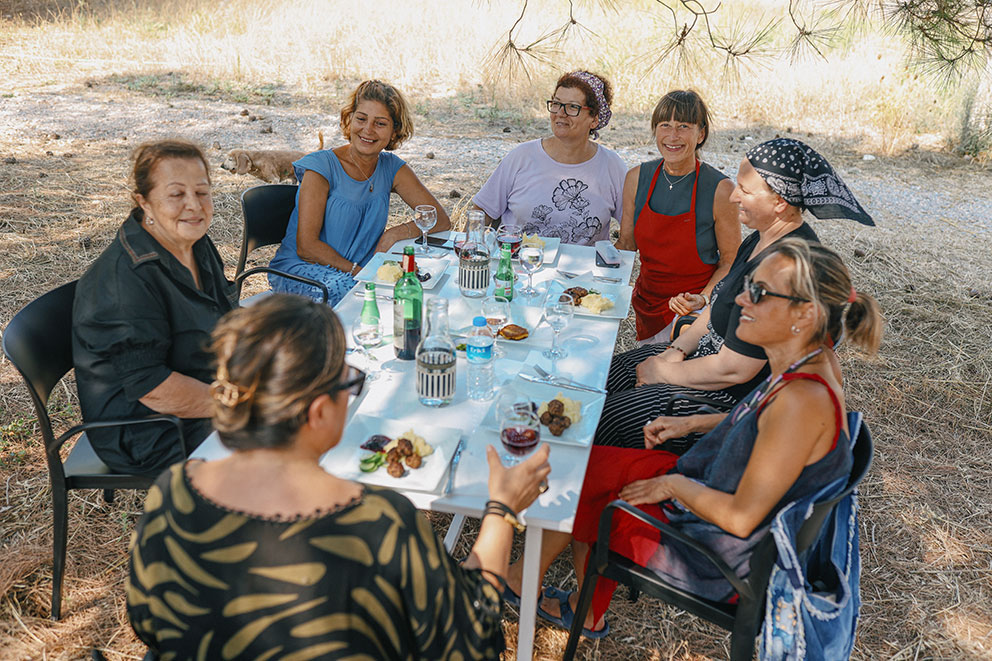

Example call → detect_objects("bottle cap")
365 282 376 291
473 316 487 327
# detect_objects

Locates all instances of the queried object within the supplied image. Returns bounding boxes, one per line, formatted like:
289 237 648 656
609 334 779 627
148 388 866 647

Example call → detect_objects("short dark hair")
209 295 347 451
130 139 210 220
651 90 712 150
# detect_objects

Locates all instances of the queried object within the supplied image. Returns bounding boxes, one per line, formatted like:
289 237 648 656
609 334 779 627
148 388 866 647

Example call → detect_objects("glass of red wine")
497 389 540 466
496 223 523 258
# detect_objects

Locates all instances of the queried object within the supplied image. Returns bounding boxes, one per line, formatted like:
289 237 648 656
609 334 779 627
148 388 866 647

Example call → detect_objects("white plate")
550 277 633 320
322 415 461 492
477 376 606 447
355 254 448 290
447 232 561 264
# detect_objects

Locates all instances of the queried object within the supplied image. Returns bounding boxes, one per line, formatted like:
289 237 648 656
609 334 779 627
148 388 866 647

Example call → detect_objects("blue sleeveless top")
270 150 406 272
648 373 853 601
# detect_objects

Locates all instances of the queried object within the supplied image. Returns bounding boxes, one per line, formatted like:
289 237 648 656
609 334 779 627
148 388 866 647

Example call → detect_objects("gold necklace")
348 147 375 193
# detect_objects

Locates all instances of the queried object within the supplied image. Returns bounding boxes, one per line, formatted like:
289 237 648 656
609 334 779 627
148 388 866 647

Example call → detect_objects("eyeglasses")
742 275 809 305
546 100 590 117
329 364 366 398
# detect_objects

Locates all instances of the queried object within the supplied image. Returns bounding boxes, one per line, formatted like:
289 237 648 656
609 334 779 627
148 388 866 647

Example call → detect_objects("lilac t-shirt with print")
473 139 627 245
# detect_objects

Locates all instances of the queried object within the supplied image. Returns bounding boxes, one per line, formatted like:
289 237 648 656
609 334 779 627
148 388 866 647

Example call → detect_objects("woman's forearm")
139 372 212 419
461 515 515 587
662 350 765 391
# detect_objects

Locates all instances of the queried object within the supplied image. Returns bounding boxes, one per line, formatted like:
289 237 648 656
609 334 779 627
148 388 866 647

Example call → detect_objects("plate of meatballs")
479 376 606 447
324 415 461 492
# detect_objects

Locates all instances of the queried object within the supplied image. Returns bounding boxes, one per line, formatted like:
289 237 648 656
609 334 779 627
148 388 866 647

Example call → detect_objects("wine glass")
542 292 574 360
482 296 510 358
517 244 544 299
351 316 382 382
414 205 437 256
496 222 523 258
497 388 541 466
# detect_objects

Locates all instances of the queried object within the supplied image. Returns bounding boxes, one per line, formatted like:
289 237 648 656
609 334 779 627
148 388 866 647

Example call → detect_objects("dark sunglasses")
742 275 809 305
329 364 366 398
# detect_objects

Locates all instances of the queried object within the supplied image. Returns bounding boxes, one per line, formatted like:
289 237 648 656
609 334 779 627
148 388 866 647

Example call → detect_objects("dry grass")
2 1 992 659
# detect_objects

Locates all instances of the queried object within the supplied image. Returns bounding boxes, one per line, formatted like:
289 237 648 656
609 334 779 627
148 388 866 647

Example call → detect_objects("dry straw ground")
2 1 992 659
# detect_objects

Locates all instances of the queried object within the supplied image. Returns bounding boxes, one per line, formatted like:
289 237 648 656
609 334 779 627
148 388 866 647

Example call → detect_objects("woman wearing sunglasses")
126 294 551 659
472 71 627 245
503 239 882 638
594 138 874 452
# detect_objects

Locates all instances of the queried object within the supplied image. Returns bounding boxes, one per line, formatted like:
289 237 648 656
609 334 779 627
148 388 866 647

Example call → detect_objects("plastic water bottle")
466 315 495 401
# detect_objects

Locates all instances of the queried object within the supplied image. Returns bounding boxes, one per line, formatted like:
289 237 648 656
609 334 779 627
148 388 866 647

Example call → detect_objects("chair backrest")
236 184 299 277
795 412 873 554
2 281 77 452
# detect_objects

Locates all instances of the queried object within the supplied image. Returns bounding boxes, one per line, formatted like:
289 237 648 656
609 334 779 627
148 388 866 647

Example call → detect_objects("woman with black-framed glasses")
594 138 874 453
471 70 628 245
126 294 551 659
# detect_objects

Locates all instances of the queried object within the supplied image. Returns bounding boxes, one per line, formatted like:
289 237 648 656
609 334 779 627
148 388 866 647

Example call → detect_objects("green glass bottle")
393 246 423 360
360 282 380 327
493 242 514 302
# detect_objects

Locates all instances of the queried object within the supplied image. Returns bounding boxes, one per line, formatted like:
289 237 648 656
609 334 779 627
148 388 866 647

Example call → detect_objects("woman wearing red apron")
618 90 740 342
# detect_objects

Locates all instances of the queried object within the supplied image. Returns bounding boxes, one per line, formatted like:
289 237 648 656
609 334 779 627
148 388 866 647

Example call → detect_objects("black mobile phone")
595 252 621 268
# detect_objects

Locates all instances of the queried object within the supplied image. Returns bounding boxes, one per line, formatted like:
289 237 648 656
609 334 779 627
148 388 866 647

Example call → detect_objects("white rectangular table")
196 234 635 660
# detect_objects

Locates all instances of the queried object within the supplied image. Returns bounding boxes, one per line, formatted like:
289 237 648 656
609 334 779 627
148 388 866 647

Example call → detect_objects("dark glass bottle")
393 246 423 359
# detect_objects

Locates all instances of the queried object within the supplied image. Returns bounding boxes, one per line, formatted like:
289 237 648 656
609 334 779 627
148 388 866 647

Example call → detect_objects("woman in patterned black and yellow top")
127 294 551 660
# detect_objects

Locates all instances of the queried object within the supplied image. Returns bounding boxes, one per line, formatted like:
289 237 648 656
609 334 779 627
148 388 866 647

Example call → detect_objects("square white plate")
355 254 448 290
549 276 633 320
477 376 606 447
321 415 461 492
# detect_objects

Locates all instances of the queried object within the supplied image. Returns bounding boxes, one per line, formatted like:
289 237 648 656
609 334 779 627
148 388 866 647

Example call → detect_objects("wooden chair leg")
51 486 68 620
103 489 115 504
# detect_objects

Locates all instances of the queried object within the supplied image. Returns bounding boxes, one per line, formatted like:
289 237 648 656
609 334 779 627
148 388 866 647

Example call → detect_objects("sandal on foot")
536 585 610 639
501 584 520 608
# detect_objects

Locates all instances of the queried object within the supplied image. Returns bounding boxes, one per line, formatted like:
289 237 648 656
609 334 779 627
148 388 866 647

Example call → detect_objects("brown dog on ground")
221 131 324 183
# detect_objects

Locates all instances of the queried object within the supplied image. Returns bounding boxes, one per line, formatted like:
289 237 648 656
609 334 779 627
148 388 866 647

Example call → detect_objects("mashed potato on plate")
375 261 404 284
580 293 614 314
384 429 434 457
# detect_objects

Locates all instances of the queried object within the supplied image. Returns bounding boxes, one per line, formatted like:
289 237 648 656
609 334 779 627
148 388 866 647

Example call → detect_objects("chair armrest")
663 393 735 417
54 414 189 458
594 499 754 600
236 266 329 304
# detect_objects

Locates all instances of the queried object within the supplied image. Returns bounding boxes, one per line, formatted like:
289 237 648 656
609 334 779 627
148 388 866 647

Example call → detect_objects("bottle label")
467 341 493 362
493 277 513 301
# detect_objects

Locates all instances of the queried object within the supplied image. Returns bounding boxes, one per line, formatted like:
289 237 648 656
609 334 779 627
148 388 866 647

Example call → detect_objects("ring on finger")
538 480 549 494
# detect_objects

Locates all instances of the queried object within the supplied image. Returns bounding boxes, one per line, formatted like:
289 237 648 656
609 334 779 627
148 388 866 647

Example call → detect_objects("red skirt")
573 446 679 621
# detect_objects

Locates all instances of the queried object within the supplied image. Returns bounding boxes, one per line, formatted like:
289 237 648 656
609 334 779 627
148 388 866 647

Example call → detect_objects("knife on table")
442 438 465 496
518 372 608 395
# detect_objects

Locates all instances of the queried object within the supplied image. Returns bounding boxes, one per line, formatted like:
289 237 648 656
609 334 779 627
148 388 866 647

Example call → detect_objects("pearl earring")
791 325 801 335
146 217 155 226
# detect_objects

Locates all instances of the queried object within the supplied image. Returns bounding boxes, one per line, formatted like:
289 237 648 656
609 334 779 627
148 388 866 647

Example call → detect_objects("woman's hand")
486 444 551 514
643 415 696 449
619 474 680 506
669 292 706 316
374 226 405 254
635 353 680 386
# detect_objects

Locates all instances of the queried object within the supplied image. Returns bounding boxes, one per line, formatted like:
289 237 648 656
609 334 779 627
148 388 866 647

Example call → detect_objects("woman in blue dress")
269 80 450 304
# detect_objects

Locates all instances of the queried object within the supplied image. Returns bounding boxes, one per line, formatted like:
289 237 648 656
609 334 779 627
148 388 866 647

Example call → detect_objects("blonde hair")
340 79 413 150
768 238 884 354
209 295 347 450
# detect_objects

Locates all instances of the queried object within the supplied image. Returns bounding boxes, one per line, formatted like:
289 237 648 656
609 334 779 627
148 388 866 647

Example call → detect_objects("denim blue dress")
268 149 405 305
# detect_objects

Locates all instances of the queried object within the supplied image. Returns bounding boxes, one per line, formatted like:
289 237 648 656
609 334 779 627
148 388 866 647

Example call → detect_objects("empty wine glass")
542 292 574 360
518 244 544 299
351 316 382 382
482 296 510 358
414 205 437 256
497 388 541 466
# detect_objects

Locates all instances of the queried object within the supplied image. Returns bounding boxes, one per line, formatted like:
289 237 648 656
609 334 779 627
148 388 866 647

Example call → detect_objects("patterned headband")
567 71 611 138
746 138 874 226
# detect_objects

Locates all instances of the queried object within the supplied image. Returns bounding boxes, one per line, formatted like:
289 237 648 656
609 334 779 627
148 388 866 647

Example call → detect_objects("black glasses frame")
742 275 809 305
546 100 590 117
330 364 366 398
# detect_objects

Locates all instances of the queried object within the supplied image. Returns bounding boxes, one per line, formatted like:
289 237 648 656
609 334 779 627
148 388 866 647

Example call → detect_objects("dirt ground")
1 77 992 660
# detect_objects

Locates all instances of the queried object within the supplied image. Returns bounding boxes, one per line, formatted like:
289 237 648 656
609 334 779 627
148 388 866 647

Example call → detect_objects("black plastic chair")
564 413 873 660
2 281 186 620
235 184 328 304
